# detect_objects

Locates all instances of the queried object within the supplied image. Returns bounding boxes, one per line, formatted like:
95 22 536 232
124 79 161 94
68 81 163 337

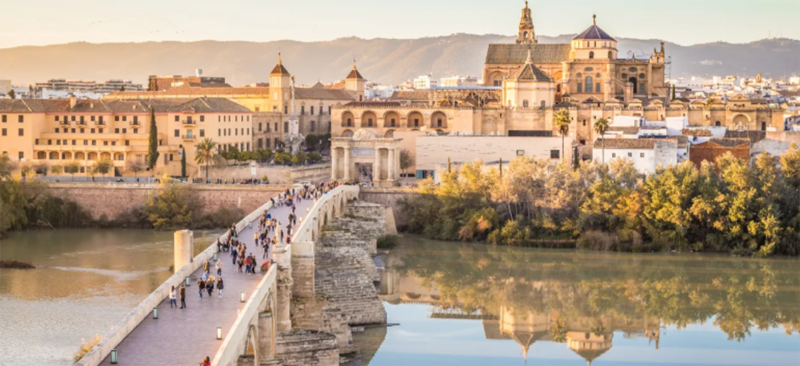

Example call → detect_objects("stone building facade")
689 138 750 167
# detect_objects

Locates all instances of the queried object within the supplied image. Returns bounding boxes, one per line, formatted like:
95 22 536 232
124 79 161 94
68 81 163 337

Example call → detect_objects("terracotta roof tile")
485 44 570 65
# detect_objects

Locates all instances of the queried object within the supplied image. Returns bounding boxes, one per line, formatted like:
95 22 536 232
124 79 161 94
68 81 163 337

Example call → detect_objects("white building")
413 75 438 89
365 82 396 100
592 138 680 175
440 75 479 87
40 88 104 99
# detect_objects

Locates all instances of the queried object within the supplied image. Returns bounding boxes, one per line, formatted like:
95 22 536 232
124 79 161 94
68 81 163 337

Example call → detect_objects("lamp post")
240 291 246 303
185 277 190 286
216 327 223 340
153 307 158 319
110 349 118 364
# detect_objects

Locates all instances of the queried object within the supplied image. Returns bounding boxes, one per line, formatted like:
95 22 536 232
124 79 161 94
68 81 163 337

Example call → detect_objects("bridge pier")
173 229 194 273
273 246 293 332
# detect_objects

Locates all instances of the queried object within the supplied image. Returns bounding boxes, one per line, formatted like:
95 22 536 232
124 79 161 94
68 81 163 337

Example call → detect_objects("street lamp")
110 349 118 364
216 327 223 340
153 307 158 319
240 291 246 303
185 277 190 286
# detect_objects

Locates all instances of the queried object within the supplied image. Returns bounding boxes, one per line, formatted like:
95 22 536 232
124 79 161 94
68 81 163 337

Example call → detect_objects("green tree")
293 151 308 165
255 148 273 163
593 117 610 164
308 151 322 162
143 173 193 230
64 161 80 181
146 108 159 174
50 164 64 178
20 165 33 180
194 138 221 181
7 89 15 99
92 158 113 178
221 145 240 164
399 148 413 176
0 155 15 178
180 145 187 178
553 109 571 163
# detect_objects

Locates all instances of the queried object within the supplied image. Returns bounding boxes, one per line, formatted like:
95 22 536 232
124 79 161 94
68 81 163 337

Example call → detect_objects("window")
71 116 76 121
122 116 127 122
761 122 767 131
84 140 88 145
235 128 238 136
301 106 305 115
589 51 594 59
414 118 419 127
175 116 180 122
628 152 633 157
48 140 52 145
80 128 85 133
71 128 76 133
523 100 529 108
19 115 24 123
80 116 85 123
115 116 120 121
92 140 96 146
310 121 315 131
200 129 205 137
55 128 59 133
18 128 23 136
1 115 5 122
55 116 60 121
346 118 352 126
133 128 138 134
125 140 130 146
18 152 23 160
133 116 138 124
328 106 332 115
437 118 442 127
550 150 560 159
585 76 593 93
170 154 173 161
259 123 262 132
174 129 179 137
596 83 601 93
582 120 586 126
284 106 288 114
640 152 645 158
629 67 637 73
91 128 95 133
612 153 616 158
218 129 221 136
1 128 5 136
310 106 314 115
577 83 582 93
99 116 104 124
715 121 721 126
99 128 103 133
368 118 373 127
57 140 61 145
516 150 524 156
284 122 288 132
639 73 645 79
115 128 120 133
72 140 76 145
608 51 612 59
200 115 204 122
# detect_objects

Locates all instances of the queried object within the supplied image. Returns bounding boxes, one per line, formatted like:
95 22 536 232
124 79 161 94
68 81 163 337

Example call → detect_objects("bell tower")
516 1 536 44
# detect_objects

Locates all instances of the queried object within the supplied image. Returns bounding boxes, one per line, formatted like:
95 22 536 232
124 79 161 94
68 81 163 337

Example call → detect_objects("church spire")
516 1 536 44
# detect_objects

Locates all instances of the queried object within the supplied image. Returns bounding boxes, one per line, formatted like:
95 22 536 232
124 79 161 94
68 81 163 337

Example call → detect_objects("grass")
0 260 35 269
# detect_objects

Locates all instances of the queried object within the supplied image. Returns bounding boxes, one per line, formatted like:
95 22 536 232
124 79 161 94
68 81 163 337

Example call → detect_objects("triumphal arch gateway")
331 129 402 187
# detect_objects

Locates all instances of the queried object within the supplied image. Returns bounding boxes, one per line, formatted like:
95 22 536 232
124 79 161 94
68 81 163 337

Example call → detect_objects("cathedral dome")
573 15 615 41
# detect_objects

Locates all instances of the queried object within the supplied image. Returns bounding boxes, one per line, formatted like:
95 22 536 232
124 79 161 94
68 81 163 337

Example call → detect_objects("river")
0 229 218 366
361 236 800 366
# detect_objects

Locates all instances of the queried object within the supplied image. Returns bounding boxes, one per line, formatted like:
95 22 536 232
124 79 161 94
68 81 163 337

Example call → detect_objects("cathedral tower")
516 1 536 44
345 60 365 102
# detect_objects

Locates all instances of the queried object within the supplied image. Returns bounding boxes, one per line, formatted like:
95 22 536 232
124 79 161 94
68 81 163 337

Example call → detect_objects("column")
374 147 381 183
173 230 193 273
257 312 275 361
330 147 338 180
387 148 395 181
343 146 351 181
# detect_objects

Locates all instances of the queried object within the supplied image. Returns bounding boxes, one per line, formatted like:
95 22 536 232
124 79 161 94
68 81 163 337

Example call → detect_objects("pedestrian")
217 277 224 298
179 284 186 309
202 270 210 282
169 285 177 308
216 258 222 276
245 255 251 274
198 278 205 298
251 255 258 274
203 259 209 273
206 277 214 297
238 256 244 272
254 232 259 246
231 246 238 265
201 356 210 366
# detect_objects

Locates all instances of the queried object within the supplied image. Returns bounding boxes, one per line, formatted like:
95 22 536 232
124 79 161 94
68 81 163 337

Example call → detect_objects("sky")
0 0 798 49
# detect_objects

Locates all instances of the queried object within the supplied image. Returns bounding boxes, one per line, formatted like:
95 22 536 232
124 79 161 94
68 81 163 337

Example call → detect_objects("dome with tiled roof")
573 15 616 41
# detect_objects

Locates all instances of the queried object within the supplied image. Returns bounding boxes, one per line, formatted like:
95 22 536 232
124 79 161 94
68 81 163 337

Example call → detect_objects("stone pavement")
100 192 316 366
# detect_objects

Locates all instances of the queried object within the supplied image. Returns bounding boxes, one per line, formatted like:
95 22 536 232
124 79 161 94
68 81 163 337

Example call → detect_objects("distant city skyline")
0 0 797 49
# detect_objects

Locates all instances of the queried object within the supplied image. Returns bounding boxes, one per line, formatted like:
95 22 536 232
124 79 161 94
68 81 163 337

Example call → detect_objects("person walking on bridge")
179 284 186 309
169 286 177 308
201 356 210 366
197 278 205 298
215 258 222 276
217 277 224 298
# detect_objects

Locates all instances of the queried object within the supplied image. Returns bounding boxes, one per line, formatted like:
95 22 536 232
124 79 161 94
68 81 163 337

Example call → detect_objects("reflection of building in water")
379 268 661 363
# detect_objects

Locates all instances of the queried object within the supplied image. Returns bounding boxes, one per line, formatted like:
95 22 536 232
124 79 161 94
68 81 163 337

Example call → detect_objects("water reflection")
376 237 800 365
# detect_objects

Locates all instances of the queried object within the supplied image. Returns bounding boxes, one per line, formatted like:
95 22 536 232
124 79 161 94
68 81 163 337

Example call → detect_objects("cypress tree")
180 145 187 178
146 108 159 174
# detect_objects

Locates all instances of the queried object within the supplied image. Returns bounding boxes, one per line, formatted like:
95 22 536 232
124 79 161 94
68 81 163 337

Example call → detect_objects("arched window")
437 118 442 127
639 73 646 79
522 100 529 108
589 51 594 59
585 76 594 93
715 121 721 126
367 118 373 127
390 118 396 127
346 118 352 127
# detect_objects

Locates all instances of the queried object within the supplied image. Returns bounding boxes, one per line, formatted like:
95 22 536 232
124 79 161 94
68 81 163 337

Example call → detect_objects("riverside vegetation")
0 155 243 238
400 145 800 257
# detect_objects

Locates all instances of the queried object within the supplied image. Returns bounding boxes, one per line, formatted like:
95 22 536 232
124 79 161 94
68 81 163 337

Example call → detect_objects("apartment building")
0 96 252 177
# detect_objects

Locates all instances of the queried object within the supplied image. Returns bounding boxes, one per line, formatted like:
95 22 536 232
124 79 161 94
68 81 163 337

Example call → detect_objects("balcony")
182 119 196 125
130 120 141 126
181 134 196 141
77 121 86 126
94 120 106 126
59 121 70 126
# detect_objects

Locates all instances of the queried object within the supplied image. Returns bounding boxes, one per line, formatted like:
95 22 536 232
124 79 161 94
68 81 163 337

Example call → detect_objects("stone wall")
202 163 331 184
275 330 338 366
359 188 414 229
46 183 291 220
751 131 800 159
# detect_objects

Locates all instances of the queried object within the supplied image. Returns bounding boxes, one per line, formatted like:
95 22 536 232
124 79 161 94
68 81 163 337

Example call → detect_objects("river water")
364 236 800 366
0 229 218 366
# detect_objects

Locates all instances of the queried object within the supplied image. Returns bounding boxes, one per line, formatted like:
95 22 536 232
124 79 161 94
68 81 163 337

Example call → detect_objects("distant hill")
1 35 797 86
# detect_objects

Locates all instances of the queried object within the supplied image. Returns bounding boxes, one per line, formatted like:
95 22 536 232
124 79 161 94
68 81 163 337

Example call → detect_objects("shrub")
377 234 399 249
577 231 619 251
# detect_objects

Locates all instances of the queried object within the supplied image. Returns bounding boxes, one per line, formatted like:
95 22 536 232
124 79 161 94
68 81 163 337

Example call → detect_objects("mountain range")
0 34 798 87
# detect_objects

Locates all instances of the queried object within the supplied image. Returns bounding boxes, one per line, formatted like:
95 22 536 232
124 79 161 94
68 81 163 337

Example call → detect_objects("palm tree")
194 138 221 181
594 117 610 164
553 109 571 163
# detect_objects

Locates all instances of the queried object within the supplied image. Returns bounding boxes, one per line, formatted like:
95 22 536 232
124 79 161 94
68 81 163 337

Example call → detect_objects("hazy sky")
0 0 797 49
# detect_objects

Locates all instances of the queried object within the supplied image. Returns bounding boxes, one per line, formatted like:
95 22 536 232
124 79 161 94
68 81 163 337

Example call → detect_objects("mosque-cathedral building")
331 2 783 148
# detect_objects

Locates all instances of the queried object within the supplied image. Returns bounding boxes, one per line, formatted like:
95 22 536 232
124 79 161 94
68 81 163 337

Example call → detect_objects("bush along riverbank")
1 164 245 238
399 145 800 257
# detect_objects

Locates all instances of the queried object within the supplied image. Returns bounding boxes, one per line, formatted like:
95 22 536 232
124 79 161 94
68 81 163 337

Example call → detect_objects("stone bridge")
75 184 390 366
